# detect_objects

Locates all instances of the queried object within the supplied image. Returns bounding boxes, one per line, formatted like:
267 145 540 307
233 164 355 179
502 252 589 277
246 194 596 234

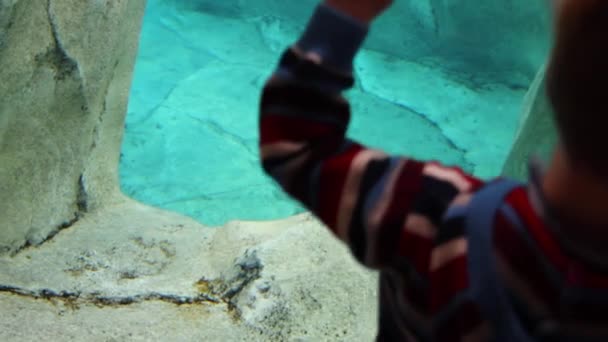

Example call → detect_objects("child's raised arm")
258 2 484 272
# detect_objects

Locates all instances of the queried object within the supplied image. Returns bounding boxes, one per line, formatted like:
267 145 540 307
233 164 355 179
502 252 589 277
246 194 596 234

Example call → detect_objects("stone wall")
0 0 147 254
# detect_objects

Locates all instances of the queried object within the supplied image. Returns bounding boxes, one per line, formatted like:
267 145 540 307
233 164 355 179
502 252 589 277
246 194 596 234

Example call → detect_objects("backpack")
465 178 535 342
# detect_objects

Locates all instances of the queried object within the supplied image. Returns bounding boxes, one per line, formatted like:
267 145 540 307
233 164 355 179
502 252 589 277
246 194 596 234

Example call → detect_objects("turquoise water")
119 0 550 227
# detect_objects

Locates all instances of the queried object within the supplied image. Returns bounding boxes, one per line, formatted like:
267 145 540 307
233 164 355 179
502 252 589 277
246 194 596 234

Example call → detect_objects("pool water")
119 0 549 227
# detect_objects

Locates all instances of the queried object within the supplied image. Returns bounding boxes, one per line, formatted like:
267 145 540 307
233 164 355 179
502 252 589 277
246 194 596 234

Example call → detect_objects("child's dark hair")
546 0 608 176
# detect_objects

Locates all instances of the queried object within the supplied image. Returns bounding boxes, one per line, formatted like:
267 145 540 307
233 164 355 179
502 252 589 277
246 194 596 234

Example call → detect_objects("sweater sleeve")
258 3 484 271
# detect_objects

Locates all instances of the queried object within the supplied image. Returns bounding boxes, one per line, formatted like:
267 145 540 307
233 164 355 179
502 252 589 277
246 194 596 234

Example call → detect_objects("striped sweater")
258 4 608 341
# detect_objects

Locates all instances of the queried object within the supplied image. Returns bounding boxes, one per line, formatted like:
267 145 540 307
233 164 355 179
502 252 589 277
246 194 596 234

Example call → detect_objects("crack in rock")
0 284 220 309
186 114 257 158
90 59 120 150
359 86 472 160
391 101 468 155
0 251 263 312
76 173 88 213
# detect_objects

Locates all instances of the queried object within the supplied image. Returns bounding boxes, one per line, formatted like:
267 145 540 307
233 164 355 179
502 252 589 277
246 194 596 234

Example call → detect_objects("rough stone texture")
502 66 558 180
0 201 378 341
0 0 146 254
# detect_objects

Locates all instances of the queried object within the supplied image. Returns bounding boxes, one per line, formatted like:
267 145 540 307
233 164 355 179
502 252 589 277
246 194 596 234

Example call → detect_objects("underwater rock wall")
422 0 550 84
120 0 550 225
173 0 550 85
0 0 146 254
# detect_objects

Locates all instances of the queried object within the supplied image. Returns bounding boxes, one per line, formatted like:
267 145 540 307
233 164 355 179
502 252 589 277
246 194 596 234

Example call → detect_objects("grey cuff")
295 3 370 73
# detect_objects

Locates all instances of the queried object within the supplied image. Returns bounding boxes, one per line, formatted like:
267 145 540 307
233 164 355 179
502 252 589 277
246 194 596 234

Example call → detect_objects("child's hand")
324 0 394 24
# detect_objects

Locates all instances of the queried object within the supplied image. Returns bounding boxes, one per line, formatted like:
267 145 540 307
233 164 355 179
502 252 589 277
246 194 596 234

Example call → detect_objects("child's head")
546 0 608 176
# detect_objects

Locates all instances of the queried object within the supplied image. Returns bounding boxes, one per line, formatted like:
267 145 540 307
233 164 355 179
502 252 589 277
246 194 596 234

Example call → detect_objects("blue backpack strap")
466 178 533 341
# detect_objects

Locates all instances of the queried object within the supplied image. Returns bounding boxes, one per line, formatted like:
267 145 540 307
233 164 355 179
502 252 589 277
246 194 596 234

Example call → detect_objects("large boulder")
502 67 558 180
0 0 146 254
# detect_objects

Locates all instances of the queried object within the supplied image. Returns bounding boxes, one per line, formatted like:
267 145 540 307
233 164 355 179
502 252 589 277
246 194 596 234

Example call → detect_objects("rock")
0 201 378 341
502 66 558 180
0 0 147 254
